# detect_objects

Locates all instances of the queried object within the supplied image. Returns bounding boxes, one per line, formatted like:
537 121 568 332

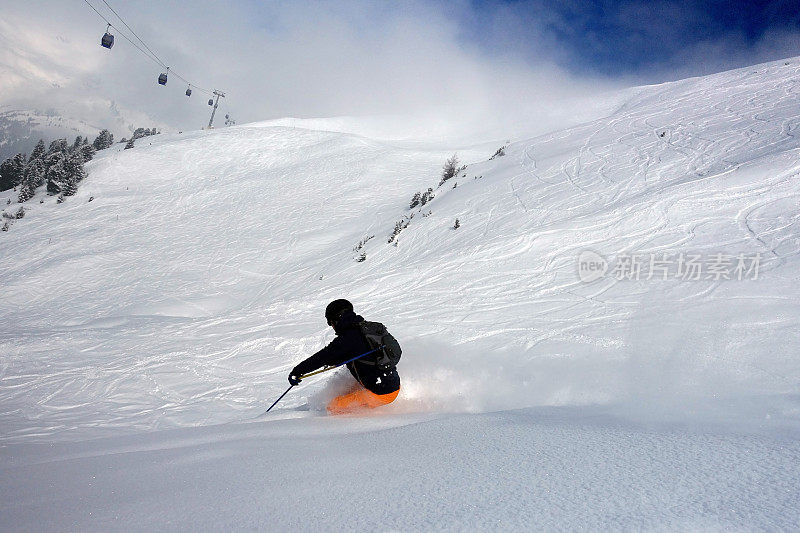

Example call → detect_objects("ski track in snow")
0 57 800 530
1 59 799 443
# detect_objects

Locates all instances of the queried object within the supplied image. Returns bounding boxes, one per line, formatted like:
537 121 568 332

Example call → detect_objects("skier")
288 299 401 414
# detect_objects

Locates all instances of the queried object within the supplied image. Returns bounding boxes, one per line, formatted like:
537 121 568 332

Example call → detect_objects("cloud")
0 0 612 137
0 0 797 138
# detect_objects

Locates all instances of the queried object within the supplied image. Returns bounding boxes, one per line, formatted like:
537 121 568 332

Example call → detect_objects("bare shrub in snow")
489 145 506 159
439 154 459 186
388 214 413 244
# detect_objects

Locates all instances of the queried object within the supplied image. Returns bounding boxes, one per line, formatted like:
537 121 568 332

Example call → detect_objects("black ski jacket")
292 310 400 395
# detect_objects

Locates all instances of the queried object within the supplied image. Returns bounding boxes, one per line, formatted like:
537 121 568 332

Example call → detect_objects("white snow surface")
2 57 800 530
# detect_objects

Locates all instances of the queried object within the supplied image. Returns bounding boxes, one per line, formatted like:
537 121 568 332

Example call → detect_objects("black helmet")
325 299 353 325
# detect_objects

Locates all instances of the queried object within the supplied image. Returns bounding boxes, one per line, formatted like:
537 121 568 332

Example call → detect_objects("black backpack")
358 321 402 369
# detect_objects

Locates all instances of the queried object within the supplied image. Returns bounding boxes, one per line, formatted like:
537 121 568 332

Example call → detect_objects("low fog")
1 0 798 138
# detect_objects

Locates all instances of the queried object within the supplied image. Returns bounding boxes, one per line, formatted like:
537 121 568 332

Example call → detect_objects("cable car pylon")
207 90 225 128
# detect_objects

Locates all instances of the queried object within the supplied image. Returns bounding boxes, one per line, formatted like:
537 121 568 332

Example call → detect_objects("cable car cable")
99 0 166 69
81 0 219 96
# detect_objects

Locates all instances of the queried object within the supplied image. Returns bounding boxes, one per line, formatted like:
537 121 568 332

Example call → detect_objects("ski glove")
288 373 302 386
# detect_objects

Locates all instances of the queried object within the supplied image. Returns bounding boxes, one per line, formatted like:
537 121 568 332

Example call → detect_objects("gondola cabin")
101 30 114 49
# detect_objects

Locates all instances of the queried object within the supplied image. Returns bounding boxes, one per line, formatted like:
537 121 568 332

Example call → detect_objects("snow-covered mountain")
0 104 163 162
0 108 104 161
1 58 799 530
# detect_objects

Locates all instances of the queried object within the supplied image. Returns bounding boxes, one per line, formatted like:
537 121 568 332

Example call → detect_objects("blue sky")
456 0 800 78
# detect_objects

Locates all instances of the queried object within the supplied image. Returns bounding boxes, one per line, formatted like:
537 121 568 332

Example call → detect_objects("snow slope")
3 407 799 531
2 57 800 530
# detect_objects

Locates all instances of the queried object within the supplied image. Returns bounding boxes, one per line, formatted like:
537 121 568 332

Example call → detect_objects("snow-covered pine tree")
79 143 96 162
23 157 46 190
61 175 78 197
72 136 83 150
17 170 37 202
46 153 68 194
48 139 68 155
63 151 87 191
92 130 114 150
17 186 33 203
409 191 421 209
28 140 46 163
124 138 135 150
0 153 27 191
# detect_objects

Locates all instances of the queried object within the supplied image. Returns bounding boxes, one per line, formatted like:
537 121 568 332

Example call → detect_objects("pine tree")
46 153 68 194
17 178 35 202
82 136 89 146
0 154 27 191
23 157 46 190
92 129 114 150
72 136 83 150
124 138 135 150
28 140 46 163
79 143 96 162
409 191 421 209
44 148 65 175
48 139 68 155
61 175 78 197
17 187 33 203
63 151 87 188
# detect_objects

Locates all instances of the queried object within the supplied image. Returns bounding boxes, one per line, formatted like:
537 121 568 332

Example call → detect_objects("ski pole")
298 345 384 379
264 384 294 414
262 345 384 414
